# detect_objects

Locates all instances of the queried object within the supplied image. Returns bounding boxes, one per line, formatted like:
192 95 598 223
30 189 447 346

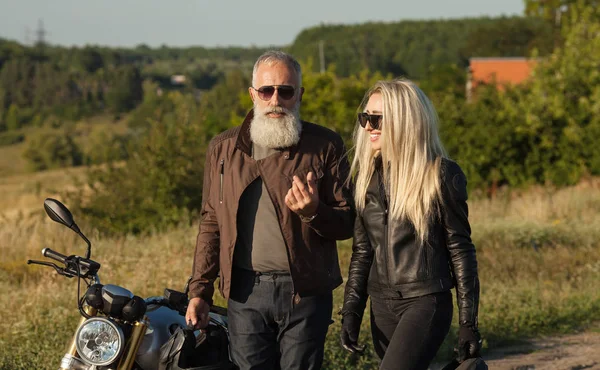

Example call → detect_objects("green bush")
22 129 83 171
83 129 130 165
74 92 207 234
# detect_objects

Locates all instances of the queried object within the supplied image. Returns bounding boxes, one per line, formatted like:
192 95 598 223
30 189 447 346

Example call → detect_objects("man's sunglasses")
252 85 296 101
358 113 383 130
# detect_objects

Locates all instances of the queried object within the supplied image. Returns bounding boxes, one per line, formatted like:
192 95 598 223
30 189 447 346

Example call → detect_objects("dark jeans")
370 290 453 370
227 267 333 370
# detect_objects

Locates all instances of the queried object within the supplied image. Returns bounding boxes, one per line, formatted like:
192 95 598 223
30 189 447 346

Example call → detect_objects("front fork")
59 305 98 370
59 305 149 370
116 317 148 370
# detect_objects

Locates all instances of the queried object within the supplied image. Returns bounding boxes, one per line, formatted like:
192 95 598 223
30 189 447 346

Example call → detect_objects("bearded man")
185 51 355 370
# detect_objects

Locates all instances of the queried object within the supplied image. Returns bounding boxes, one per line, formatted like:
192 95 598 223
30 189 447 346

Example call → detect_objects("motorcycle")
27 198 234 370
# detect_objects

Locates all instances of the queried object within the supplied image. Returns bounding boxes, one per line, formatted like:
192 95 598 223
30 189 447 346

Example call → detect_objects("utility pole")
35 19 47 54
319 40 325 73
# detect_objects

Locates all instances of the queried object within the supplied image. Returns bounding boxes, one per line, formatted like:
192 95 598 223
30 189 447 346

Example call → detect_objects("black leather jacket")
342 158 480 327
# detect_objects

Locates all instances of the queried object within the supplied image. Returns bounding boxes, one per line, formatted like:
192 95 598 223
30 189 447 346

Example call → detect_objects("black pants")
370 291 453 370
227 268 333 370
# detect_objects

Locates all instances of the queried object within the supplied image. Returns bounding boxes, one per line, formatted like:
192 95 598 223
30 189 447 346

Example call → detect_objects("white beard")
250 104 302 149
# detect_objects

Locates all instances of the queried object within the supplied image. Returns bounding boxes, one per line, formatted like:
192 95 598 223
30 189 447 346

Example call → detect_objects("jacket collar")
235 109 300 160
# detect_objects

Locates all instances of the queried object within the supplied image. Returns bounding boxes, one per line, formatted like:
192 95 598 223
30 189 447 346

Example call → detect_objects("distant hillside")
288 16 554 78
0 15 554 134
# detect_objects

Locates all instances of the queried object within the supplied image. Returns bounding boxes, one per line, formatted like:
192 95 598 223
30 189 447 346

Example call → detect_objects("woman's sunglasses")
358 112 383 130
252 85 296 101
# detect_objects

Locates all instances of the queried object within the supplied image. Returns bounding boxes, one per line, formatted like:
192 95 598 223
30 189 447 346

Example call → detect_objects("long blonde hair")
351 79 448 244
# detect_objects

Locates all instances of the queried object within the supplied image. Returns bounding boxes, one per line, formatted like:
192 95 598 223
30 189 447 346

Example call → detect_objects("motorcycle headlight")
75 317 125 366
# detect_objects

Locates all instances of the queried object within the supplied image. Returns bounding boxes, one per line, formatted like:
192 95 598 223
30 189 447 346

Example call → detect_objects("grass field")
0 167 599 369
0 115 128 177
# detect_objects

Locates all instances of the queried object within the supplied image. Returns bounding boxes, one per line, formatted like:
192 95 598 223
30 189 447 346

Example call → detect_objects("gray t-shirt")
232 144 290 273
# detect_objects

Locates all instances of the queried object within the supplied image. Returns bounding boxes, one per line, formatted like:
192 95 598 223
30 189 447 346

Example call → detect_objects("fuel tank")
135 303 228 370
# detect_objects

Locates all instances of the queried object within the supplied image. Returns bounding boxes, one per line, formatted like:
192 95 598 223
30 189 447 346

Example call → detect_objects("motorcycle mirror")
44 198 77 229
43 198 92 259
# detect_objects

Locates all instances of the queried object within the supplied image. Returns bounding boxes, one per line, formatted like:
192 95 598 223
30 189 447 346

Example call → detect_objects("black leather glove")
458 325 482 362
340 312 365 354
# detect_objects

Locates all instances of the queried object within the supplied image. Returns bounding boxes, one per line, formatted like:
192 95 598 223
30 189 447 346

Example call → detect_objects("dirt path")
483 331 600 370
432 330 600 370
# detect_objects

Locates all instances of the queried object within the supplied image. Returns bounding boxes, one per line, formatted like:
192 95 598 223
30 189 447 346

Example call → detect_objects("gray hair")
252 50 302 88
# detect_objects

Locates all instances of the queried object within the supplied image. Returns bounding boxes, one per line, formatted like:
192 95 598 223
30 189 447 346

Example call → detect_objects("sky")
0 0 525 48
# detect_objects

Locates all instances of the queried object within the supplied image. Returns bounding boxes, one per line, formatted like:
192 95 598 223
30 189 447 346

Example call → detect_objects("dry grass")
0 141 28 177
0 166 87 221
0 170 599 369
0 115 128 178
470 177 600 225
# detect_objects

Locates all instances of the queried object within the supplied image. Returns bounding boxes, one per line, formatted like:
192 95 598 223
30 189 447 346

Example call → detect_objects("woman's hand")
340 312 366 354
457 325 482 361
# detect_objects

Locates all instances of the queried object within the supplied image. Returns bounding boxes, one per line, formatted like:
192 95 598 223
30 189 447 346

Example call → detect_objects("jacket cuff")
303 201 331 226
299 212 318 223
459 317 479 329
339 309 362 318
340 299 366 320
188 284 214 306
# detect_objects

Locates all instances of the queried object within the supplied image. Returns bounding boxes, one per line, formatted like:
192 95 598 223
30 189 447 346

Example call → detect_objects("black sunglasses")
252 85 296 101
358 112 383 130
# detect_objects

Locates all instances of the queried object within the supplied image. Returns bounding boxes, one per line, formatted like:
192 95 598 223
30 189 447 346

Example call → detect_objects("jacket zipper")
421 242 429 277
219 159 224 204
376 167 391 288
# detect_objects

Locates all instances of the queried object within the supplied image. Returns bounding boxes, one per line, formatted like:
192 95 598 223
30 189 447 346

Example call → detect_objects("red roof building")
467 57 538 100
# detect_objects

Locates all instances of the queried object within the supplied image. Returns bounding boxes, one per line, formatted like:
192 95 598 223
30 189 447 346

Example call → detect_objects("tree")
418 64 467 102
199 69 251 136
5 104 20 130
299 65 386 148
289 16 551 79
0 39 26 70
76 47 105 73
525 0 600 26
444 2 600 190
104 65 143 115
519 2 600 184
458 16 554 61
23 128 83 171
76 92 208 234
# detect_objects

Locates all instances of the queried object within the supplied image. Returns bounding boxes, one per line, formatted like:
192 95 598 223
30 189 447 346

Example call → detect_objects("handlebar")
31 248 101 279
42 248 67 264
29 245 101 320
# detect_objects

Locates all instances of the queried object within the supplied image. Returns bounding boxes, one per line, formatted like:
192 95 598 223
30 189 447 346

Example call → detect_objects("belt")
233 266 291 281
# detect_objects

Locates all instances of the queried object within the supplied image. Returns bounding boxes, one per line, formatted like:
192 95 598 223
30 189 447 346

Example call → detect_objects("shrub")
74 92 207 234
22 129 83 171
83 130 130 165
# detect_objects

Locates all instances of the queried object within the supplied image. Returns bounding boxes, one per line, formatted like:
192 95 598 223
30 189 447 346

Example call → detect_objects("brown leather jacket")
189 110 355 305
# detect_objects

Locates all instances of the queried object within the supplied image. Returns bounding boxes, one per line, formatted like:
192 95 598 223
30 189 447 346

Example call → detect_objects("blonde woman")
340 79 481 369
